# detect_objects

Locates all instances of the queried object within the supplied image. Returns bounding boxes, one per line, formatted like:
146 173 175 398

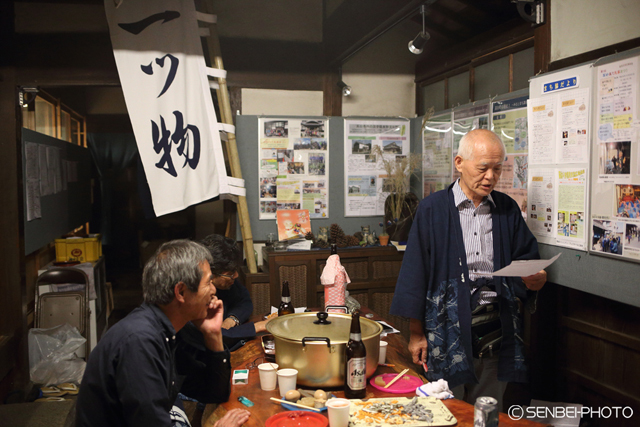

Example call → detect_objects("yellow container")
55 235 102 263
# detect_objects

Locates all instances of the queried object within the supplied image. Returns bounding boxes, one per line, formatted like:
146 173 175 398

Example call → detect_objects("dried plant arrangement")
371 145 423 224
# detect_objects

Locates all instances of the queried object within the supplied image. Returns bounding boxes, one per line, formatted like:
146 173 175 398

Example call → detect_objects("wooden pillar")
533 0 551 75
323 69 342 116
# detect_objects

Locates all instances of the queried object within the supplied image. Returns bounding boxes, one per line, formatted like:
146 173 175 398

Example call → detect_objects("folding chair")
35 267 91 358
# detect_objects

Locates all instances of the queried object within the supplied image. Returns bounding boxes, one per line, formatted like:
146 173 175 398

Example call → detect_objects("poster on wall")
555 168 587 250
492 96 529 215
527 167 588 250
527 168 555 239
527 97 558 165
596 58 637 183
451 104 489 182
422 113 452 197
344 119 410 217
558 88 590 164
258 118 329 220
452 104 489 181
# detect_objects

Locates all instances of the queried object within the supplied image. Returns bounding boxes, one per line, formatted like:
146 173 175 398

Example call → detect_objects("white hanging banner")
104 0 229 216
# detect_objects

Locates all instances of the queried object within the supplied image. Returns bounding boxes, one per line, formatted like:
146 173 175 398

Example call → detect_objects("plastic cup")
276 368 298 397
326 398 351 427
378 340 388 364
257 363 278 391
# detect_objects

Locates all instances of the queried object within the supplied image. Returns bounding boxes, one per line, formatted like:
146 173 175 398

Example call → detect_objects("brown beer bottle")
344 312 367 399
277 281 294 316
330 243 337 255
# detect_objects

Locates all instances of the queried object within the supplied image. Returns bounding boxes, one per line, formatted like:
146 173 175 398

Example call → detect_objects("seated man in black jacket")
200 234 268 351
76 240 250 427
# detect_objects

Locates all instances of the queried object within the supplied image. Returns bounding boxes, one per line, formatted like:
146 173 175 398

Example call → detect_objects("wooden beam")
533 0 551 75
324 0 437 66
549 36 640 72
415 17 533 83
323 69 342 116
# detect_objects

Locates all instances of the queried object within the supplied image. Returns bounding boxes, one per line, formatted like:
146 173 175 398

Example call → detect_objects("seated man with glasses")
201 234 269 351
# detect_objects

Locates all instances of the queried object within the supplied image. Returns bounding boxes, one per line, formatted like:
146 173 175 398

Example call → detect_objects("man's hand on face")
213 408 251 427
193 297 224 336
522 269 547 291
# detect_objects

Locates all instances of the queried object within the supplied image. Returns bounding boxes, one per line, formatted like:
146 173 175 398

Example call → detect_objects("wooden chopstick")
384 368 409 389
270 397 322 412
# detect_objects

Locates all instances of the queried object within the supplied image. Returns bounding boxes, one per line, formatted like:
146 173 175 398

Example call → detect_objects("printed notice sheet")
558 88 590 164
555 168 587 250
452 104 489 181
344 119 410 217
596 58 636 183
527 97 557 165
492 96 529 215
527 168 555 239
258 118 329 220
422 114 452 197
25 142 41 221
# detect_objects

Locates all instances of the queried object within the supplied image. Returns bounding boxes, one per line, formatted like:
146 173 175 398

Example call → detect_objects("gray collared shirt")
452 179 495 282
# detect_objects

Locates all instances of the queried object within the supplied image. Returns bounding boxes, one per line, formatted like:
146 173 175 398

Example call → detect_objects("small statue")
316 226 329 247
366 230 377 246
360 225 371 246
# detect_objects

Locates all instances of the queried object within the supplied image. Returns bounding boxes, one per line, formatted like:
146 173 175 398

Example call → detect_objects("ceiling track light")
408 5 430 55
337 67 352 97
337 80 352 97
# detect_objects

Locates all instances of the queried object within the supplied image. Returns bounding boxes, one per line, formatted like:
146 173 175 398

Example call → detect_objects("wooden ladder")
195 2 257 273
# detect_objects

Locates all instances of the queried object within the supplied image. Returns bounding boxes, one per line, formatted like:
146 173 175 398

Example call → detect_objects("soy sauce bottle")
277 281 294 316
344 312 367 398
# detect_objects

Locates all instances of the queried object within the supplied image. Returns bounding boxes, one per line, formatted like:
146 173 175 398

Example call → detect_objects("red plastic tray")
265 411 328 427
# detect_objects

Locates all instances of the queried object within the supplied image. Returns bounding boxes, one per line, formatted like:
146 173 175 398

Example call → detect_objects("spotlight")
337 80 352 97
408 5 430 55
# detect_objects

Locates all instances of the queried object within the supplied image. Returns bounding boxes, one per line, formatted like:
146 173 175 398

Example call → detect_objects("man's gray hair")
457 129 506 160
142 239 213 306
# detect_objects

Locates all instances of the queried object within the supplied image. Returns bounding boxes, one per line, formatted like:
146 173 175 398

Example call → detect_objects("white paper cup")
326 398 351 427
257 363 278 391
276 368 298 397
378 340 388 364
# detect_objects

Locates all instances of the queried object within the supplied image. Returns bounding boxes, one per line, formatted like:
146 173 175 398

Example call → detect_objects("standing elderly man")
390 129 546 409
76 240 250 427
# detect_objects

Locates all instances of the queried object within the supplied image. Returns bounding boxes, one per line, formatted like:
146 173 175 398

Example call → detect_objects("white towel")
416 379 454 399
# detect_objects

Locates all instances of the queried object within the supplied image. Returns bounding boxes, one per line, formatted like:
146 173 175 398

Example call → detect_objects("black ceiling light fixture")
337 67 352 97
512 0 546 26
408 5 430 55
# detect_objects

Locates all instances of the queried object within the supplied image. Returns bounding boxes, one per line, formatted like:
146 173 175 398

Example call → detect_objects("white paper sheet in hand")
492 253 561 277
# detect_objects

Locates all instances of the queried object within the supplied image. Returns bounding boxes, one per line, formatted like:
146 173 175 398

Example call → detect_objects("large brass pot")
266 312 382 388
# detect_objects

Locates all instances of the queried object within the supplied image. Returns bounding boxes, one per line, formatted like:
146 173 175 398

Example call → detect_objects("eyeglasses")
217 272 236 280
245 356 265 370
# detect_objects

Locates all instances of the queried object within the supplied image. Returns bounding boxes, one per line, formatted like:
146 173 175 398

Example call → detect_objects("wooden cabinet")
259 246 410 338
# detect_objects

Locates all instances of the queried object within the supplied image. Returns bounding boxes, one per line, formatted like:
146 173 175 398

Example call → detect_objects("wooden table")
204 308 546 427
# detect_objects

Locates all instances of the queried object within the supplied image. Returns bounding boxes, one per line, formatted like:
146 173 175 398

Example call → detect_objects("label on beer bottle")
346 357 367 390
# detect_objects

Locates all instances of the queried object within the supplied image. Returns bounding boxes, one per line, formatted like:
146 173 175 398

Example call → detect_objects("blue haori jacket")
390 184 539 389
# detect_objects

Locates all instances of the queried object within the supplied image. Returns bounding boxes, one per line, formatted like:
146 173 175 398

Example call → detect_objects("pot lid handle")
302 337 331 348
313 312 331 325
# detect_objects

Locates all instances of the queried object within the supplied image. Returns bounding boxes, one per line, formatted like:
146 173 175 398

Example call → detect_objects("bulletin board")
257 117 329 220
589 47 640 263
22 128 92 255
528 62 594 251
